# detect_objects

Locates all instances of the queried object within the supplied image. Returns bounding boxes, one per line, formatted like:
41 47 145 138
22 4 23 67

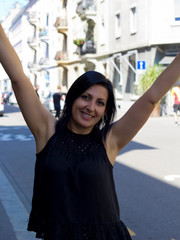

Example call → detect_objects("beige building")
0 0 180 114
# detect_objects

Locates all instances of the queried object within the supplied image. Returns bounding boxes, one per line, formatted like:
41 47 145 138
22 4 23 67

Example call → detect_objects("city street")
0 104 180 240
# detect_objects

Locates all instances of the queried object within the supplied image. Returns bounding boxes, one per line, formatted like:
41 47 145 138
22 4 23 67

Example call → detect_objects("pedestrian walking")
1 23 180 240
171 83 180 125
60 93 66 111
53 85 62 118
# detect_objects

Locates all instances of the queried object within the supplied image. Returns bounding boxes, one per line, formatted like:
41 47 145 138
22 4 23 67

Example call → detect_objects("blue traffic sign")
137 61 146 70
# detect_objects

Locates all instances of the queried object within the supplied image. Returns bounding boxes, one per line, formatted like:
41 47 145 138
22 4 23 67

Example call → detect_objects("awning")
159 56 175 65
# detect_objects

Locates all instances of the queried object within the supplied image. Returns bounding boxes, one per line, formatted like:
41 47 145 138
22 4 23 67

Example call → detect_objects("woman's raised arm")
0 24 56 151
106 53 180 164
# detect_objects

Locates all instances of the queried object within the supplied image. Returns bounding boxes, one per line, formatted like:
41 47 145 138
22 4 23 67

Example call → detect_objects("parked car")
9 92 17 105
2 91 12 103
0 92 4 116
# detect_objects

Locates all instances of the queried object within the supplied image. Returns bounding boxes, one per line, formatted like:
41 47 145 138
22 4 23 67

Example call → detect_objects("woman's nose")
86 101 95 111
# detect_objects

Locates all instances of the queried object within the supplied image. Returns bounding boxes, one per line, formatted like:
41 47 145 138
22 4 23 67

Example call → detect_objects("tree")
138 64 164 94
138 64 164 116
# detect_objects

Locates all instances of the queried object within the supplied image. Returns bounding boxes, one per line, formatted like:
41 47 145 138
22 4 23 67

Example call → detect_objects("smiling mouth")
81 111 95 119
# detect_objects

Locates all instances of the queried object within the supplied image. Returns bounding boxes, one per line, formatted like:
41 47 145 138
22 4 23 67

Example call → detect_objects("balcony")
77 40 96 55
54 51 68 61
54 17 68 35
27 12 39 25
27 37 39 49
39 58 49 66
27 62 39 71
76 0 96 20
39 28 49 42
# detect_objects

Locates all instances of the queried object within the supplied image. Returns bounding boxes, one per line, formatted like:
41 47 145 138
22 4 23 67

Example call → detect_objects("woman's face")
68 84 108 134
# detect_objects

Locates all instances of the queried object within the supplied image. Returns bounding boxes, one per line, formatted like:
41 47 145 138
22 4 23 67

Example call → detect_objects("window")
130 6 137 34
46 44 49 58
115 12 121 39
174 0 180 21
99 0 106 45
63 0 67 8
86 0 94 8
100 17 105 45
46 14 49 26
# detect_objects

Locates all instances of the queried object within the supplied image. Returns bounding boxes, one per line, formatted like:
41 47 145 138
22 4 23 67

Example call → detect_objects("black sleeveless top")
27 126 132 240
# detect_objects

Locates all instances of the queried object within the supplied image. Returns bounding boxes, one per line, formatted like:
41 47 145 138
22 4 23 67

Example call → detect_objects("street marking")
0 167 35 240
14 134 33 141
0 133 12 141
0 127 9 131
128 227 136 236
164 175 180 181
0 126 33 141
0 133 33 141
0 127 23 131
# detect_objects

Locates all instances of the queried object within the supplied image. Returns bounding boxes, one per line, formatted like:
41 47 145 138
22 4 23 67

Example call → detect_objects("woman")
1 23 180 240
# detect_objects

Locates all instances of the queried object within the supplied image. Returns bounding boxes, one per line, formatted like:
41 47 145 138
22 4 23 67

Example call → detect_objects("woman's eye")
81 95 89 100
98 101 105 106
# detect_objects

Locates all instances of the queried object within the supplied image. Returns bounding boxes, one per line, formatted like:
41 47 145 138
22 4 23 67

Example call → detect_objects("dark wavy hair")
56 71 116 132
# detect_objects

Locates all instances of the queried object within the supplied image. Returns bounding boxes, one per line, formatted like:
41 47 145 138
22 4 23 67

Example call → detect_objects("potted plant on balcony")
138 64 164 116
73 38 85 47
73 39 85 55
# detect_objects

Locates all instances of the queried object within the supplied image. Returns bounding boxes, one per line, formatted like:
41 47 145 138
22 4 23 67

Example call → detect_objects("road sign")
137 61 146 70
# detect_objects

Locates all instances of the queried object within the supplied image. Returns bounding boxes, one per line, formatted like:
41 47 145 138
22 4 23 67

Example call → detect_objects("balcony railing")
27 62 39 70
39 58 49 66
27 37 39 48
39 28 49 41
54 51 68 61
55 17 68 28
55 17 68 34
27 12 39 25
80 40 96 55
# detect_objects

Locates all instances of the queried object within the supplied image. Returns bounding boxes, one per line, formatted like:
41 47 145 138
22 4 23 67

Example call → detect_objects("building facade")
0 0 180 113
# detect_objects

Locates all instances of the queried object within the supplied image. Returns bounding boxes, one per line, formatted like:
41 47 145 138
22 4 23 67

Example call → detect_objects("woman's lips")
81 111 95 119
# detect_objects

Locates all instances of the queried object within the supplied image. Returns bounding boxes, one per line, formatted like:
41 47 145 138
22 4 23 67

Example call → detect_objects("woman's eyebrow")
98 97 106 101
86 92 106 100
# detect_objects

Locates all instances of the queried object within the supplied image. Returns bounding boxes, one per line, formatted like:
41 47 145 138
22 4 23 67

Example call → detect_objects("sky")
0 0 28 21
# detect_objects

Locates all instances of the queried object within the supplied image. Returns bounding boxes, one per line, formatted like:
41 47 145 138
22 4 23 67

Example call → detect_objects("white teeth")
83 113 92 118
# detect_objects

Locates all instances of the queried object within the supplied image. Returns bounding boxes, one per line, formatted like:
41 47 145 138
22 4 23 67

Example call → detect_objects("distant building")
0 0 180 114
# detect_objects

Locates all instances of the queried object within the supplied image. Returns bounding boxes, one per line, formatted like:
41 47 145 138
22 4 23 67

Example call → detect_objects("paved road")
0 104 180 240
115 115 180 240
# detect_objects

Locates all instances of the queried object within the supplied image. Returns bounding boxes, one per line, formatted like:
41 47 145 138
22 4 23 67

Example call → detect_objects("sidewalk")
0 109 26 126
0 105 35 240
0 200 17 240
0 166 35 240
